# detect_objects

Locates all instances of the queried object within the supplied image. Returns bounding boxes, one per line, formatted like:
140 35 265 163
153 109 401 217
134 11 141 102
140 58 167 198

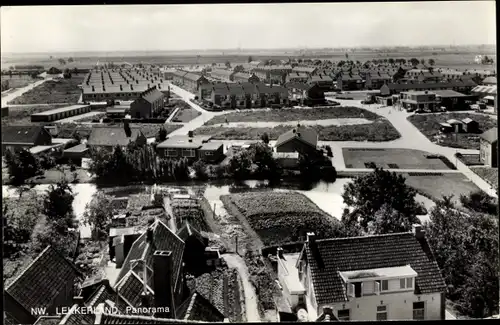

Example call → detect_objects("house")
398 91 437 112
183 72 209 91
130 86 165 118
156 134 218 160
479 127 498 167
30 104 92 122
292 66 318 75
86 124 147 151
365 72 392 90
233 72 260 83
287 72 310 83
380 79 478 96
286 83 326 106
308 74 335 91
416 71 443 83
176 292 226 322
446 119 464 133
433 89 478 111
472 85 497 112
2 125 52 152
4 246 81 324
461 117 479 133
336 73 363 91
177 221 210 275
482 76 497 86
114 220 186 312
275 125 318 156
284 227 446 321
210 68 235 83
198 141 224 162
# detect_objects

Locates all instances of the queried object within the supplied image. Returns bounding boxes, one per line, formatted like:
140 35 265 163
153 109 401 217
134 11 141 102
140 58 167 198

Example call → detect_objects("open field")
206 106 380 125
343 148 453 169
1 104 70 125
408 112 497 149
171 107 201 123
195 119 400 142
1 75 38 89
221 192 343 246
470 166 498 190
404 173 481 204
7 76 85 105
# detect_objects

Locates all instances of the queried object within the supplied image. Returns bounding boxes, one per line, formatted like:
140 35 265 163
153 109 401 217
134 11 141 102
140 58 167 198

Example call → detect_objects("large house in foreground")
1 125 52 152
277 226 446 321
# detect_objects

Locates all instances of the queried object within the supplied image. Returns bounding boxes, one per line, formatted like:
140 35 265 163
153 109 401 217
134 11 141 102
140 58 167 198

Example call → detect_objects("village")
2 3 499 325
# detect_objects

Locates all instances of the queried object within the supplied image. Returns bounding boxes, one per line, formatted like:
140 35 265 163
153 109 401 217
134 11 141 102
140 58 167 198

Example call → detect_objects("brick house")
279 227 446 321
156 135 222 162
130 86 165 118
380 79 478 96
365 72 392 90
479 127 498 167
233 72 260 83
4 246 81 324
2 125 52 152
275 126 318 156
308 74 335 91
336 73 364 91
210 69 235 83
286 83 326 106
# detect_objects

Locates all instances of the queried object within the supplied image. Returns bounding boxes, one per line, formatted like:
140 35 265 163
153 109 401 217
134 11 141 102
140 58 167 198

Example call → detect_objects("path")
222 253 261 323
166 106 181 123
2 77 53 107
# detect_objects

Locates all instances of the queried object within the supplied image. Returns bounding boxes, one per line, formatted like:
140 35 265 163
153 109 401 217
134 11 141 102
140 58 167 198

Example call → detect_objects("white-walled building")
277 226 446 321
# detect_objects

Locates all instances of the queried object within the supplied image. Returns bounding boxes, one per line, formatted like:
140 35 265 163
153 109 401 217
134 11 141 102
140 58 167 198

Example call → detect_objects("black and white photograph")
1 2 498 324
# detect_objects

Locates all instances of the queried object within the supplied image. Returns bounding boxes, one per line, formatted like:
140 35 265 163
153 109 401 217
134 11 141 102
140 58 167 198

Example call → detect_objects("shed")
446 119 464 133
461 117 479 133
439 122 453 133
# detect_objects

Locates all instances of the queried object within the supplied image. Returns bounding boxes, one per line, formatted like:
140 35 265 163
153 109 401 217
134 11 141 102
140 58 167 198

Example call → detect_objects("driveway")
222 253 261 323
2 77 53 107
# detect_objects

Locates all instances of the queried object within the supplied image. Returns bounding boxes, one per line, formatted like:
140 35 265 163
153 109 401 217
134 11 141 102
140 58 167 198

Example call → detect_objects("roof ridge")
315 231 412 243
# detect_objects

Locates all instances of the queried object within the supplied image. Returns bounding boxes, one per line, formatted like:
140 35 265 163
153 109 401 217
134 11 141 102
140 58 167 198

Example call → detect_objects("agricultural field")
221 192 344 246
1 74 38 89
408 112 497 149
342 148 453 170
1 104 69 125
171 197 209 232
470 166 499 190
404 172 481 205
7 76 85 105
195 119 400 142
206 106 380 125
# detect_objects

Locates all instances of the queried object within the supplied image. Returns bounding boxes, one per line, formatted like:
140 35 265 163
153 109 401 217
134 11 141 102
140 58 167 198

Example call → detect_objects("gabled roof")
87 126 144 147
176 292 225 322
33 316 61 325
115 271 154 309
292 66 317 73
309 75 334 83
115 220 185 292
303 232 446 305
275 126 318 149
385 79 477 91
184 72 204 82
461 117 476 124
210 69 234 78
140 87 164 104
1 125 50 145
5 246 81 314
482 76 497 85
177 221 208 247
97 313 205 324
480 127 498 143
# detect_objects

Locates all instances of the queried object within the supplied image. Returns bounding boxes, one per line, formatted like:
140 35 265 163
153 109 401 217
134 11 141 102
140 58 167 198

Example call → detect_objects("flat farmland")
7 76 85 105
1 75 38 89
221 191 344 246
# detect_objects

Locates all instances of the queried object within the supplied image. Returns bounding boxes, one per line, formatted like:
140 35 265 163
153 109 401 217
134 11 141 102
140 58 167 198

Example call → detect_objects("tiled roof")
176 221 208 247
61 304 94 325
480 127 498 143
292 66 317 73
87 126 144 147
338 73 362 81
304 232 446 305
141 87 164 104
157 135 211 149
5 246 80 314
115 271 153 309
232 72 253 80
309 75 334 83
97 313 205 324
1 125 50 144
275 126 318 149
176 292 225 322
183 72 204 82
33 316 62 325
472 85 497 94
115 220 185 292
86 284 129 313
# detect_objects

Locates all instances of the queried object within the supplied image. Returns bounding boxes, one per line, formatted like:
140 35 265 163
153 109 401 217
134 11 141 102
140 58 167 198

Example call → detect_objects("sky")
0 2 496 53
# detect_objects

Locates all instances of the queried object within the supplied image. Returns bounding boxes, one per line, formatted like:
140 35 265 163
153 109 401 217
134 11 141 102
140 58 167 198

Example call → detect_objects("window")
376 306 387 321
166 150 178 157
183 149 195 158
400 277 413 289
204 151 214 156
413 302 425 320
381 280 388 291
337 309 350 321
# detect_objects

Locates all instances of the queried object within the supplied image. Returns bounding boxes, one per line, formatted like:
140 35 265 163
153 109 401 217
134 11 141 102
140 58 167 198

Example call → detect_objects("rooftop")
480 127 498 143
31 105 90 116
340 265 417 281
157 135 212 149
278 253 305 294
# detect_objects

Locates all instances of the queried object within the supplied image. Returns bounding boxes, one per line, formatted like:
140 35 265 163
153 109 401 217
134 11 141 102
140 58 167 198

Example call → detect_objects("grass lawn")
171 107 201 123
407 112 497 149
28 167 92 184
470 167 498 190
206 106 380 125
195 119 400 142
403 172 481 204
7 76 85 104
1 104 69 125
221 192 343 246
343 148 452 169
2 75 38 89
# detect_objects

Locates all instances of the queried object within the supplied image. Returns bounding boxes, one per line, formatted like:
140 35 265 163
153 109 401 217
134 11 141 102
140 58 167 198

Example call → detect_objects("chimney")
147 84 150 89
130 84 134 91
146 227 153 243
153 251 175 319
91 85 95 92
136 80 139 84
277 247 284 259
188 130 194 138
412 224 425 239
306 232 316 244
120 84 123 91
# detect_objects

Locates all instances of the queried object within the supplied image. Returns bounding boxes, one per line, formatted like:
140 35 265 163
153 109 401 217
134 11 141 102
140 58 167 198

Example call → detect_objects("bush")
192 160 209 181
459 190 497 216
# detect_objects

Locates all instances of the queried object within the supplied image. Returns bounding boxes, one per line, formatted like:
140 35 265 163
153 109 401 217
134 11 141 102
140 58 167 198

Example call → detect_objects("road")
2 77 53 107
222 253 261 323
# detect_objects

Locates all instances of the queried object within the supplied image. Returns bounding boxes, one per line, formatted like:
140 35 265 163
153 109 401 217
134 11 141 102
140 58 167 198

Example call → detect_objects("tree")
156 127 167 142
4 149 41 185
192 159 208 181
225 61 231 68
63 68 72 79
341 168 420 234
345 53 349 59
247 56 253 63
228 151 252 180
401 58 407 65
388 58 395 64
261 132 270 144
248 142 281 181
428 58 435 66
43 180 76 234
367 204 419 235
84 192 114 240
420 59 425 65
460 190 497 215
67 57 74 63
58 58 66 65
410 58 420 66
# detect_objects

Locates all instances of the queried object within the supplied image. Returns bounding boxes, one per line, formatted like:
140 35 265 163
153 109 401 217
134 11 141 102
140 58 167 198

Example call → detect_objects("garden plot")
221 191 344 246
7 76 85 105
